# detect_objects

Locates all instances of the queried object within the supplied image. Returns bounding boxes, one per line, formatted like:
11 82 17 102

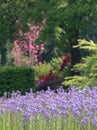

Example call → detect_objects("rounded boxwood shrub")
0 66 35 96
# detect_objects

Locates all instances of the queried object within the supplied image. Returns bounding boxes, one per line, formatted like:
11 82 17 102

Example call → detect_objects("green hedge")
0 66 35 96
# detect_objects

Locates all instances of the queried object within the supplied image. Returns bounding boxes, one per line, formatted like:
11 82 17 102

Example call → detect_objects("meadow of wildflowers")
0 86 97 130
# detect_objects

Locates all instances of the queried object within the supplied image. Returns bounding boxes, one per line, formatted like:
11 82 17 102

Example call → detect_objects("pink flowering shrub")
11 19 46 66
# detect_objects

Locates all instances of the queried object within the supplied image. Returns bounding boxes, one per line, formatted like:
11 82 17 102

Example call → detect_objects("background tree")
62 39 97 88
1 0 97 70
26 0 97 75
0 0 37 65
0 1 19 65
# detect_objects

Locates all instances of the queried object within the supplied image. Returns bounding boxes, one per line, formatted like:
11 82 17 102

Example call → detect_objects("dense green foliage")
28 0 97 66
0 0 39 65
0 66 35 96
0 0 97 89
0 0 31 42
34 57 70 91
1 0 97 66
34 57 68 81
62 39 97 88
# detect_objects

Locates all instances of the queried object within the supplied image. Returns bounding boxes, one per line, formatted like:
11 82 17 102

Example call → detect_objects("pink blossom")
27 23 31 27
11 20 46 66
33 50 37 54
35 45 39 50
15 19 19 24
40 46 45 51
38 62 42 65
23 43 28 50
29 43 35 50
42 18 46 25
18 30 23 36
13 40 18 45
41 44 44 47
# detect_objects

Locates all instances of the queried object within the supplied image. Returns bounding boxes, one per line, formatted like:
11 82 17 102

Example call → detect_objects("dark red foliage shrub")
36 54 71 91
36 70 63 90
60 54 71 71
38 70 54 82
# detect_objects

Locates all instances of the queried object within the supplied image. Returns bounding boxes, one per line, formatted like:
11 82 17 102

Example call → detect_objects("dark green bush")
0 66 35 96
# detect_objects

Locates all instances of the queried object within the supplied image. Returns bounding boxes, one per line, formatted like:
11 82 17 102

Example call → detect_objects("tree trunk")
69 29 81 75
0 47 7 66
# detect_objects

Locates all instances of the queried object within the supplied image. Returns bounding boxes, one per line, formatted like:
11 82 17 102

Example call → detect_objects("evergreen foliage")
62 39 97 88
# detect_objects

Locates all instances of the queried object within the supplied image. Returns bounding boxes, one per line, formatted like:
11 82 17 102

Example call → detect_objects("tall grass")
0 112 95 130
